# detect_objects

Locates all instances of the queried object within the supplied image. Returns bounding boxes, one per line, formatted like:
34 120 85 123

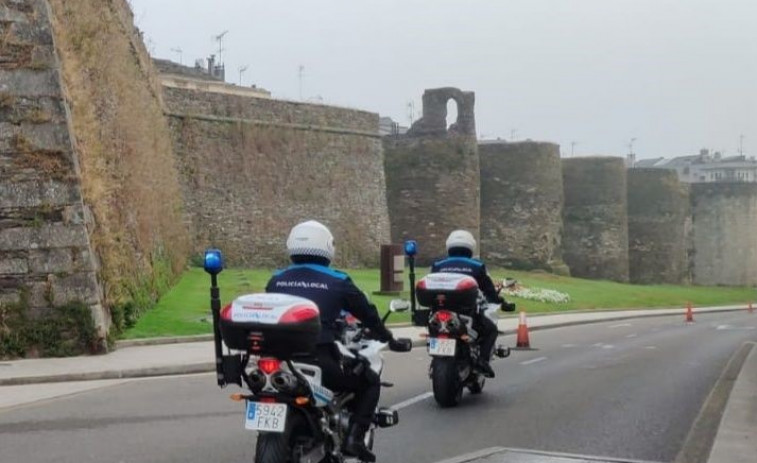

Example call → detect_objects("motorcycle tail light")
435 310 454 323
258 358 281 375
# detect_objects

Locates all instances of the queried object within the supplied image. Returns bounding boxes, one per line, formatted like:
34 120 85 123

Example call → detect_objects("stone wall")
690 183 757 286
627 169 689 284
162 86 390 267
1 0 105 355
562 157 629 282
383 88 480 265
479 141 567 273
1 0 189 357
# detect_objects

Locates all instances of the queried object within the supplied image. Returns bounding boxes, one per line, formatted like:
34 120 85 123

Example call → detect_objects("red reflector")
259 397 276 403
258 358 281 375
416 279 427 290
456 277 478 291
220 304 232 321
435 310 454 323
280 305 319 323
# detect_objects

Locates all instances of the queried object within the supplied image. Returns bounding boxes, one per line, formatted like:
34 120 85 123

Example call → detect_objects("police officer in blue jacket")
430 230 514 378
266 220 399 462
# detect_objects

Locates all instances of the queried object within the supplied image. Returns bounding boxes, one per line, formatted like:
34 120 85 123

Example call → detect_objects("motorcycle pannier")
415 273 479 313
220 293 321 358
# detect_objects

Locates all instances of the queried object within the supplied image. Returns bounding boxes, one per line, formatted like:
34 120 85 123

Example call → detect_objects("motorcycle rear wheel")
431 357 463 407
254 414 308 463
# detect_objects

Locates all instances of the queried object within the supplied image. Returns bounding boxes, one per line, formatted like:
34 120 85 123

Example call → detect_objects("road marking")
609 323 632 329
602 344 615 349
592 343 604 347
716 325 756 331
645 346 658 350
561 343 576 348
391 392 433 410
626 333 638 338
520 356 547 365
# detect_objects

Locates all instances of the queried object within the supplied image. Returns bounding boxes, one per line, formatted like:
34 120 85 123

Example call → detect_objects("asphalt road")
1 311 755 463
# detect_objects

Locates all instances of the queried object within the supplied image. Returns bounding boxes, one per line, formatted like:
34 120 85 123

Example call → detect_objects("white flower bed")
502 285 571 304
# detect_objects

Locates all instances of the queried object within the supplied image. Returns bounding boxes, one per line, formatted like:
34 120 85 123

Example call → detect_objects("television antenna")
298 65 305 100
570 141 578 157
170 47 183 64
238 65 249 86
214 30 229 64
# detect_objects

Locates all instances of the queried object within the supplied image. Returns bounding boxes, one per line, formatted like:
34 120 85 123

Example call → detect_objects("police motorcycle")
417 272 512 407
400 241 513 408
202 249 412 463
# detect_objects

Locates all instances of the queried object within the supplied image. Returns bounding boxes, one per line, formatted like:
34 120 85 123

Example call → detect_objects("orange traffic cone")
516 311 531 348
685 302 695 323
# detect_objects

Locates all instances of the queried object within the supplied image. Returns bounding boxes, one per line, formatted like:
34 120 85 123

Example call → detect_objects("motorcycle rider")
430 230 514 378
265 220 399 462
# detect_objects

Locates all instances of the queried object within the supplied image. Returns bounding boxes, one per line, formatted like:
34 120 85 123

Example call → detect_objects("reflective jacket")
265 263 386 344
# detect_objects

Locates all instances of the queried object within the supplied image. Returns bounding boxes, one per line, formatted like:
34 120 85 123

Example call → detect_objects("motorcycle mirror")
203 248 224 275
389 299 410 313
403 240 417 257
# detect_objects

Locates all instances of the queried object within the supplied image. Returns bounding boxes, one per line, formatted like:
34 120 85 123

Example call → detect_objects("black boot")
344 420 376 462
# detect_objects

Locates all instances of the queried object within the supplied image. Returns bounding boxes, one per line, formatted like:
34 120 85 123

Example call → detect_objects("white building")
632 149 757 183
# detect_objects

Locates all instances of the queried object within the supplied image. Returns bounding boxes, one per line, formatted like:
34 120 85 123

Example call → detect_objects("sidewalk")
707 342 757 463
0 305 747 386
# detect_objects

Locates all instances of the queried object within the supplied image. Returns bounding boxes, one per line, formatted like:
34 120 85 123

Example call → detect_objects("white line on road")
602 344 615 349
645 346 658 350
520 356 547 365
610 323 632 329
391 392 433 410
561 343 576 348
626 333 638 338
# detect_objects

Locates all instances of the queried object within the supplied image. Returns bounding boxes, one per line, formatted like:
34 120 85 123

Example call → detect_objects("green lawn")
121 267 756 339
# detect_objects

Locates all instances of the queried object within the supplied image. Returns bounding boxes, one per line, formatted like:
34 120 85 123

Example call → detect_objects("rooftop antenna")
570 141 578 157
214 30 229 64
407 101 415 125
298 65 304 100
739 134 745 157
510 129 518 141
170 47 183 64
628 137 637 155
238 65 248 86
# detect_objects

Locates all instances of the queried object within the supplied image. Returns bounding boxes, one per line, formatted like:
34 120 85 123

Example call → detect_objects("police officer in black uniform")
430 230 515 378
266 220 402 462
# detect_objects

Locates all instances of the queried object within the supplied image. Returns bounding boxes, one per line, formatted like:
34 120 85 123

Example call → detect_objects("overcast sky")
129 0 756 159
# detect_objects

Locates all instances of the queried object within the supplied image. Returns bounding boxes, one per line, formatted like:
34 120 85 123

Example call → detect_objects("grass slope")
122 267 755 339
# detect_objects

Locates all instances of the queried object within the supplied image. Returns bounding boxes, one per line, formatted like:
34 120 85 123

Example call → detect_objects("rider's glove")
371 323 394 343
501 302 516 312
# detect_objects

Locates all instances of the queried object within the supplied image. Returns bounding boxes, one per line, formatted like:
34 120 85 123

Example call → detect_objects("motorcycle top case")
416 273 479 314
220 293 321 357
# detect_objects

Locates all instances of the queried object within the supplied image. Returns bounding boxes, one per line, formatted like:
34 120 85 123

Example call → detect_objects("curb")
0 362 216 386
4 306 750 386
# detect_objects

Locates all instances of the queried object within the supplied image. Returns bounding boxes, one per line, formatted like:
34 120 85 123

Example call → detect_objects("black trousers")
314 343 380 426
475 314 498 361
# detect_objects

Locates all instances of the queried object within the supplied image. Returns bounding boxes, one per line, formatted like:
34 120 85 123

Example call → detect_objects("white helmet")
446 229 476 253
286 220 335 261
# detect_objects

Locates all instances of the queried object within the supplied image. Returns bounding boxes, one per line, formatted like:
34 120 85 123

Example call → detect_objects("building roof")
152 58 222 82
634 157 666 168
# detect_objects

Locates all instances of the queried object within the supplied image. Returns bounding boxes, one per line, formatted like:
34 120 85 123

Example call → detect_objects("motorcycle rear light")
435 310 454 323
258 358 281 375
280 305 319 323
220 303 232 321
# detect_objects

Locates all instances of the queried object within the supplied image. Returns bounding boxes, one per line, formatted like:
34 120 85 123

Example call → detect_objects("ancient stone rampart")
690 183 757 286
1 0 188 357
561 157 629 282
479 141 566 273
383 88 480 265
627 169 689 284
162 87 390 267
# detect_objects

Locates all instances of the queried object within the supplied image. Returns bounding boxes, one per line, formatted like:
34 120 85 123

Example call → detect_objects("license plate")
428 338 456 356
245 401 287 432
